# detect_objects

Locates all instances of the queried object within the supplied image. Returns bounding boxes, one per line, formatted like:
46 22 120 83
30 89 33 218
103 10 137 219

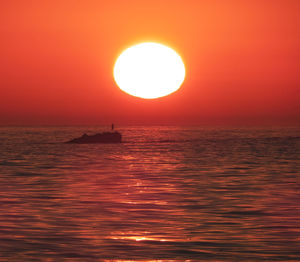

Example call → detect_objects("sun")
113 42 185 99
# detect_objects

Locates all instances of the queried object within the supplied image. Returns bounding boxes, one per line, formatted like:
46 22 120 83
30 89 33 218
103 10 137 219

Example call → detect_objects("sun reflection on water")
0 126 299 260
109 234 168 242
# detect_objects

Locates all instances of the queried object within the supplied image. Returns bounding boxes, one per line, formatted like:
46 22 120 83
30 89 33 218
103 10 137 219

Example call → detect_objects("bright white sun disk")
113 42 185 99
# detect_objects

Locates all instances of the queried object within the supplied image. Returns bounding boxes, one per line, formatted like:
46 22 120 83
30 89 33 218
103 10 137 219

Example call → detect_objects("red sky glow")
0 0 299 126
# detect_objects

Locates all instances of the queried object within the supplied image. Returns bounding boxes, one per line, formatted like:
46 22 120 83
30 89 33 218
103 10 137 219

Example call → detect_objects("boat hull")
66 132 122 144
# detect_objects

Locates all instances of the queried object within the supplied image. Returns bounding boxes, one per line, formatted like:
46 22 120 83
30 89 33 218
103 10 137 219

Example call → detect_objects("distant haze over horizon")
0 1 299 126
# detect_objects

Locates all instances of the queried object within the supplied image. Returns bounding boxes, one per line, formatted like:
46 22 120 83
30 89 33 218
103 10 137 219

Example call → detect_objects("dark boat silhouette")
66 131 122 144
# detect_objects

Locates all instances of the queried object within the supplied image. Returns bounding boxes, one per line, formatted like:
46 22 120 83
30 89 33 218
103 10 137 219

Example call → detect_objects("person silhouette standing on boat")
111 123 114 131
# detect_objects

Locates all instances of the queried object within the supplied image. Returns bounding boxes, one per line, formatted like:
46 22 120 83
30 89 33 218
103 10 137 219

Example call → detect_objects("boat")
66 131 122 144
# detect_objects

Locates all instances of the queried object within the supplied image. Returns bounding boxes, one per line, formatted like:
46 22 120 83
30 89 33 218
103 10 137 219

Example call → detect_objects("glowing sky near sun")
0 0 299 125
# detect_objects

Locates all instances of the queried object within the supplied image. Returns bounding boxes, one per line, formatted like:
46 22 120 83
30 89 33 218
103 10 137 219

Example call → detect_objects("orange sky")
0 0 299 125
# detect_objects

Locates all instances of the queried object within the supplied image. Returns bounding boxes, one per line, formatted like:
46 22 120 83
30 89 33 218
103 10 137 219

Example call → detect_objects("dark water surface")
0 126 299 261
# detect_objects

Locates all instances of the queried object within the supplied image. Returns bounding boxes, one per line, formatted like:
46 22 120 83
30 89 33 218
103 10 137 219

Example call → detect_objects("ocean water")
0 126 299 261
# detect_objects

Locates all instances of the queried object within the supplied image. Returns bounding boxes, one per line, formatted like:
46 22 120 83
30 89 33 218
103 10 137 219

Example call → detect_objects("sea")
0 126 299 261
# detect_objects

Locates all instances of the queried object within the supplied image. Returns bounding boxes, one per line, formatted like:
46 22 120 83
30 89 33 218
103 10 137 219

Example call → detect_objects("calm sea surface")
0 126 299 261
